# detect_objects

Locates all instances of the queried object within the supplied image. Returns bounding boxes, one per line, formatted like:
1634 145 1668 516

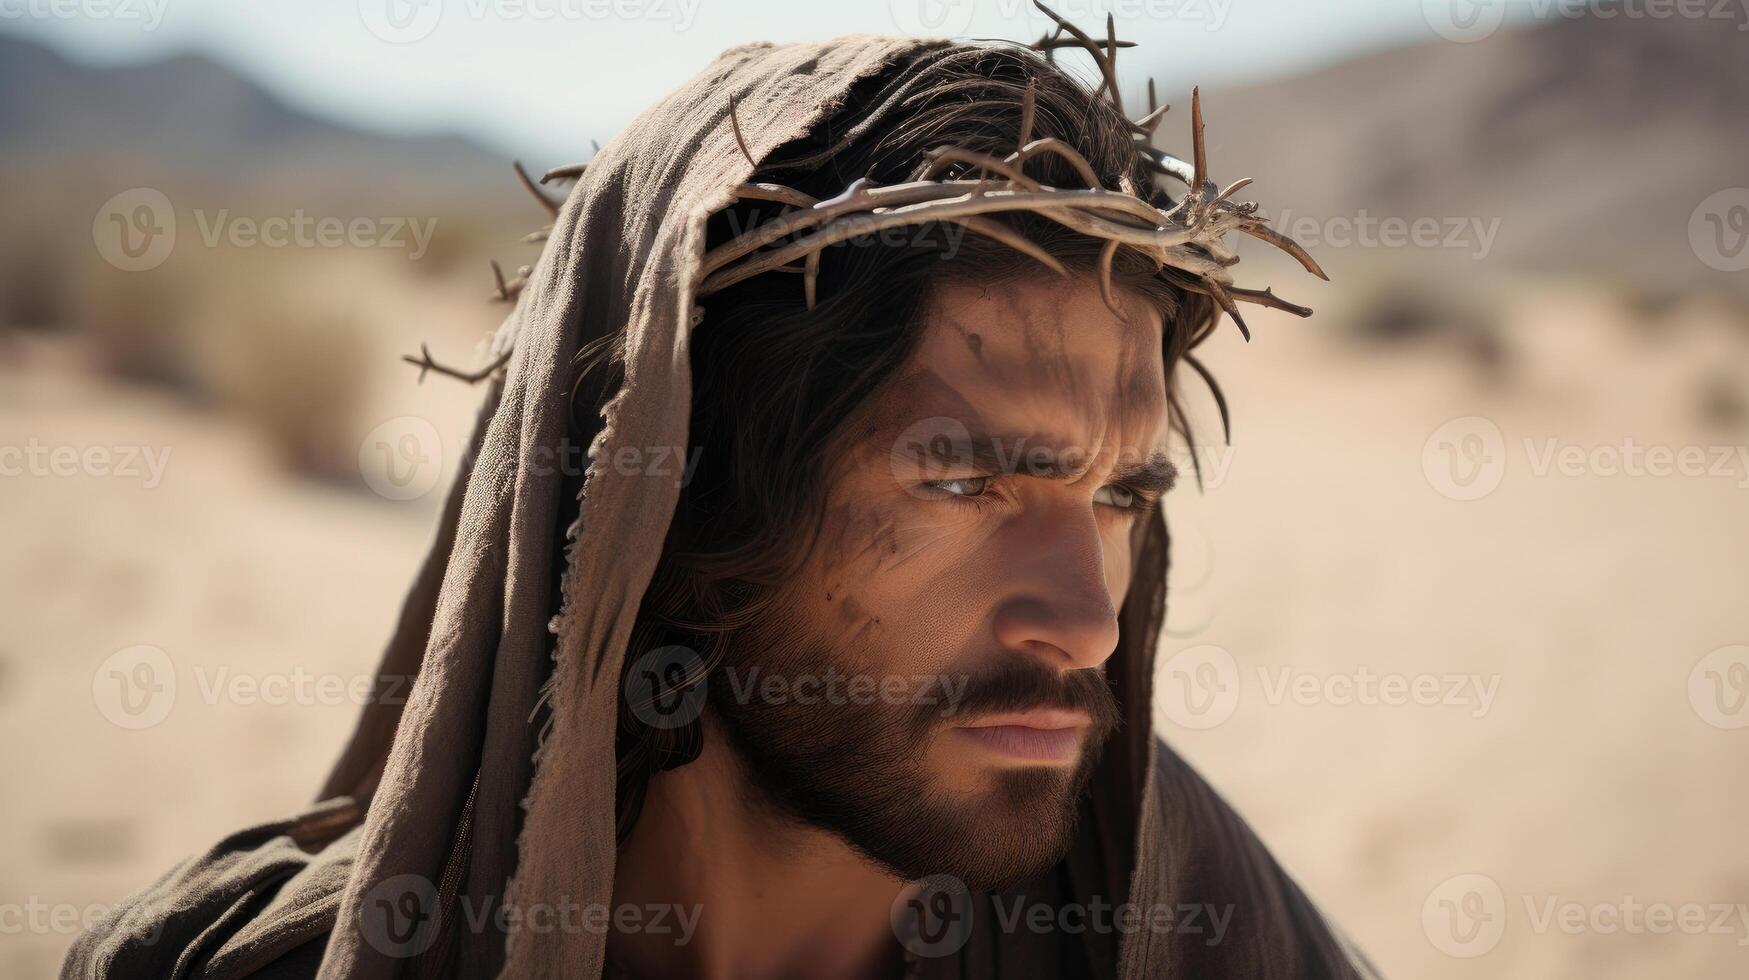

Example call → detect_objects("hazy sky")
3 0 1481 160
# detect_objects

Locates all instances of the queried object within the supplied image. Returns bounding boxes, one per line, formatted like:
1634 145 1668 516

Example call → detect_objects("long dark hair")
566 43 1221 843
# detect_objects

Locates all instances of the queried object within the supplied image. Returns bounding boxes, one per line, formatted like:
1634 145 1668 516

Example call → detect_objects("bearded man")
66 14 1379 980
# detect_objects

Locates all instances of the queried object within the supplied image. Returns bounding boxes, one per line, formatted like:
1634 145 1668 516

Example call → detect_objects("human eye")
921 476 989 499
1093 483 1154 513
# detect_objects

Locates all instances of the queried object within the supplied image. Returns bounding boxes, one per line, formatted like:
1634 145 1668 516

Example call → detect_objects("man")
67 15 1377 980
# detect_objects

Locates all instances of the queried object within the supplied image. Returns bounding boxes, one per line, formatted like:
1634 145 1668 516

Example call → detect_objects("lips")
955 709 1091 763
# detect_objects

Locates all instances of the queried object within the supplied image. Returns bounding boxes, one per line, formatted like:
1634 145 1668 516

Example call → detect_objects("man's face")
710 275 1174 891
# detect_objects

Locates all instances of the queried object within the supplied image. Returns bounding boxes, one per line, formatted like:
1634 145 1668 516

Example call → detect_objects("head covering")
65 28 1379 980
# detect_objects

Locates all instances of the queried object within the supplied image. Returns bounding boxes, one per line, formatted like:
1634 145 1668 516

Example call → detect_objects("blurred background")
1 1 1745 977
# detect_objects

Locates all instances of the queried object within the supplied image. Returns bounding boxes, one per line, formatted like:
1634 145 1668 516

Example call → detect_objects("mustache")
917 658 1122 736
724 599 1123 744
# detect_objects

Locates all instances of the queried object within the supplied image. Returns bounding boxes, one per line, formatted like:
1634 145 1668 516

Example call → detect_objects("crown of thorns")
406 1 1326 448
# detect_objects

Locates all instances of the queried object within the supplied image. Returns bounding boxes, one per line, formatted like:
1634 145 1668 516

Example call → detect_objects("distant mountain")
3 17 1744 293
0 33 563 342
0 33 524 211
1199 12 1749 294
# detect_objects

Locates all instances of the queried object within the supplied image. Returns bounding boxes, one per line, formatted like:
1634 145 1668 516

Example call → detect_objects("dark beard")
706 605 1121 893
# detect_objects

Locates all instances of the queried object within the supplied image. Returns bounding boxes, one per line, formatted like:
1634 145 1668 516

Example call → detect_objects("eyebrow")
1117 454 1179 496
905 432 1179 496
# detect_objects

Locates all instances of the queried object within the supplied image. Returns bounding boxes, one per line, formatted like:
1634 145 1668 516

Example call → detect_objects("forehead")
871 277 1170 453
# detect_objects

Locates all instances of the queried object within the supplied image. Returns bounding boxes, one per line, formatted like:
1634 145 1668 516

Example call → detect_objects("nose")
989 506 1121 672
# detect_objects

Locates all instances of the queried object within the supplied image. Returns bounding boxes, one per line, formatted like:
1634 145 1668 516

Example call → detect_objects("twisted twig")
401 343 514 385
421 0 1327 418
698 4 1325 348
513 161 561 217
489 260 530 303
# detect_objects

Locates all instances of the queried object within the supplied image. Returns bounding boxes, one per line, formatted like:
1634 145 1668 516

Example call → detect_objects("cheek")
800 498 932 631
1101 521 1135 607
799 492 996 672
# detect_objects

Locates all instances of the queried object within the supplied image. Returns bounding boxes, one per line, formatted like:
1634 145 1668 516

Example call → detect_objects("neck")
608 719 907 980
